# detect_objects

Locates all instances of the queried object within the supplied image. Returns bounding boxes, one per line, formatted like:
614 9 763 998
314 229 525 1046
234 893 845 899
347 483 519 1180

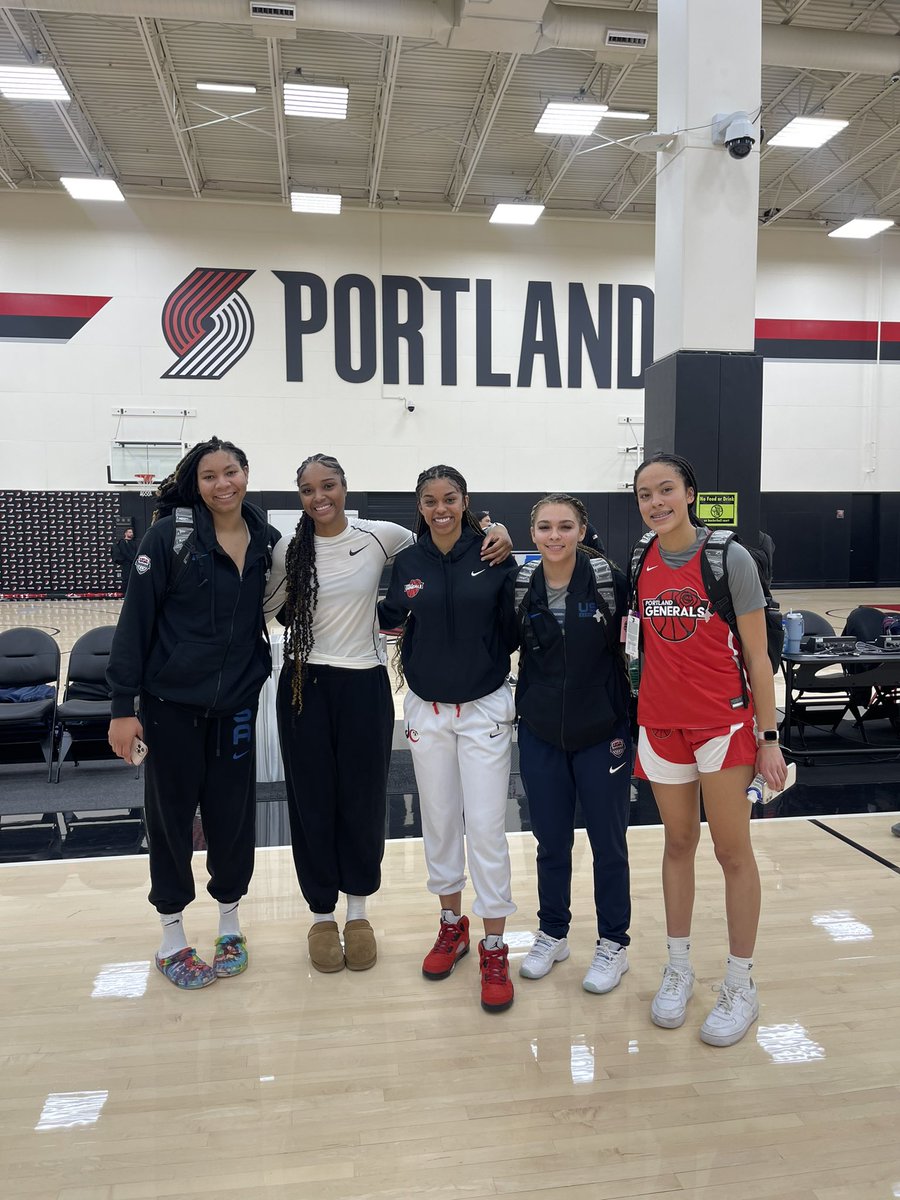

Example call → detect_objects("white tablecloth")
256 627 284 783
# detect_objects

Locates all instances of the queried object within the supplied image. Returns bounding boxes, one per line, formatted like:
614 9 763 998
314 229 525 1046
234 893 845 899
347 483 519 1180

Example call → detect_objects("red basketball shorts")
634 721 757 785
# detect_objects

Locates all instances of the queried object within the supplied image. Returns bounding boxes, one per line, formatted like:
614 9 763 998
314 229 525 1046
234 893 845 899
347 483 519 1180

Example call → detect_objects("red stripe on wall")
755 318 878 342
0 293 111 318
879 321 900 344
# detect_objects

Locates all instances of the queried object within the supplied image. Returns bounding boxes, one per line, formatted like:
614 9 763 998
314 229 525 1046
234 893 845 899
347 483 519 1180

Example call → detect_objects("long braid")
282 453 346 711
152 435 248 523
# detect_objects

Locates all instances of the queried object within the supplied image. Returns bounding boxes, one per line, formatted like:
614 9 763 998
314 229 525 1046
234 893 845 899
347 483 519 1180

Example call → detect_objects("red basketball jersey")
636 538 754 729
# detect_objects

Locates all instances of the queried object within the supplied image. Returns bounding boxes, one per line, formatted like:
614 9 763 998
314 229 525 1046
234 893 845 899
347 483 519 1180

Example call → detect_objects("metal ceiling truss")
446 50 520 212
0 7 117 178
135 16 205 199
266 37 289 204
367 34 401 208
524 63 606 205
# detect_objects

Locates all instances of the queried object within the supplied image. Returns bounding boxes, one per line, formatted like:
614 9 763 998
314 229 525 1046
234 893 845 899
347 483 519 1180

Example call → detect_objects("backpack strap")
515 559 541 615
589 554 616 632
699 529 751 706
166 506 195 597
628 530 656 602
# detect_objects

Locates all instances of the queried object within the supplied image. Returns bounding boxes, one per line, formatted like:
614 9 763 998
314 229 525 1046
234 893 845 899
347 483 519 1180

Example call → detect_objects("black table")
781 647 900 757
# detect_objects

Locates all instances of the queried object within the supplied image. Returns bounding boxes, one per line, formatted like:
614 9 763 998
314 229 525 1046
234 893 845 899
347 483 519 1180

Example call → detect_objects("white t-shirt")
266 519 414 669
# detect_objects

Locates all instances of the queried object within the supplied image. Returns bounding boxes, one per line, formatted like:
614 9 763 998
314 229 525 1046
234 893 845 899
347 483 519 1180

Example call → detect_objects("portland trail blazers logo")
643 588 710 642
161 268 254 379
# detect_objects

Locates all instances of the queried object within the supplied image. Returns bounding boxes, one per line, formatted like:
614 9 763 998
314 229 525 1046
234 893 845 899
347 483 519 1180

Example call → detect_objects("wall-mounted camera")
712 111 757 159
406 401 415 413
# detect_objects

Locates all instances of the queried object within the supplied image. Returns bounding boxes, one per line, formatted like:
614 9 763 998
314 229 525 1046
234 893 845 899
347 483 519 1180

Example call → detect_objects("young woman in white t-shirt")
268 454 510 975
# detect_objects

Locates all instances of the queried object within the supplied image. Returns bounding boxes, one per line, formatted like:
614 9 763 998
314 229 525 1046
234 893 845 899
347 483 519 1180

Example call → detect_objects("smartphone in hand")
130 736 148 766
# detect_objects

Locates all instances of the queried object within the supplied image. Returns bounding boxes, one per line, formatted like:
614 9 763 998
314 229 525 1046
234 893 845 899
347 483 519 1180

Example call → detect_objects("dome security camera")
712 111 757 160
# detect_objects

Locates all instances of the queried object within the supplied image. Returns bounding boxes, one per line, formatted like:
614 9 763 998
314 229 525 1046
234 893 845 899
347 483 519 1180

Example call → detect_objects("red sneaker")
479 941 514 1013
422 915 470 979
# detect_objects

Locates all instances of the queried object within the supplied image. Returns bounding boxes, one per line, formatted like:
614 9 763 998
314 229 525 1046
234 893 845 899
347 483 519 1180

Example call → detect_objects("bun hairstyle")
283 453 348 711
633 452 702 527
153 435 248 522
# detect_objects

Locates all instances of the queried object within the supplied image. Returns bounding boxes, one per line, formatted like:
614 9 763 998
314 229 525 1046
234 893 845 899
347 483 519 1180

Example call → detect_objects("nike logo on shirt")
349 546 367 556
233 751 250 761
609 762 627 774
471 569 486 577
646 565 658 572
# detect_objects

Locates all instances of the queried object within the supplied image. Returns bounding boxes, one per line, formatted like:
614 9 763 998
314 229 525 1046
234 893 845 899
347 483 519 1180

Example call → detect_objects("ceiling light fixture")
283 82 349 119
490 203 544 226
769 117 848 148
290 191 342 214
196 81 258 95
0 64 69 101
60 176 125 202
536 102 608 136
828 217 894 239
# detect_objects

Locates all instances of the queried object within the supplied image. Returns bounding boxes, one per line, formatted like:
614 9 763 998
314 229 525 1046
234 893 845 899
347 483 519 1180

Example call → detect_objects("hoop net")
135 473 157 497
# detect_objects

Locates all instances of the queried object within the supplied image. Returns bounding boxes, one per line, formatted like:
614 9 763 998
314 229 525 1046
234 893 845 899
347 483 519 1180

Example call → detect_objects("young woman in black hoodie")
107 437 280 990
515 494 633 994
378 465 520 1013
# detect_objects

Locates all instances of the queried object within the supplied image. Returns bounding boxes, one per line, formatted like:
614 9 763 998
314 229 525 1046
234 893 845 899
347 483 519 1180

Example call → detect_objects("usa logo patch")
135 554 151 575
610 737 626 759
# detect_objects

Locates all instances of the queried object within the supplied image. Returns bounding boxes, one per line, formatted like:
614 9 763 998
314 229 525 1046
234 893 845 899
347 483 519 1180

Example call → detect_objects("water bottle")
746 773 766 805
783 610 804 654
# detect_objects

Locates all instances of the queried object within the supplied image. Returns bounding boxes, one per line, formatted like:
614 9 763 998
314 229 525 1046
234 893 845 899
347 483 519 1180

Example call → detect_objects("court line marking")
811 818 900 876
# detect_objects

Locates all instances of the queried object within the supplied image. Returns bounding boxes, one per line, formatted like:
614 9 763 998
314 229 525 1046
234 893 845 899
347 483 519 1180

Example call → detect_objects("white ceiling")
1 0 900 229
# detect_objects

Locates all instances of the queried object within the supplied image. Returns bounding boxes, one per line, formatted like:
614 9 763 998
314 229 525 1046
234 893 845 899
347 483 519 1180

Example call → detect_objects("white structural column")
653 0 762 358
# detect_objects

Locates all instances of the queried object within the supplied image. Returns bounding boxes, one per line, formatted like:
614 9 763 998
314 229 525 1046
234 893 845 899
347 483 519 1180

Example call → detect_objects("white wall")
1 193 898 493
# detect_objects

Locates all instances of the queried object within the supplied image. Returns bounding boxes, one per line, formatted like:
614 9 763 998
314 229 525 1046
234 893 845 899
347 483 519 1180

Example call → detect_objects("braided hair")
152 436 248 523
283 453 348 711
413 464 484 539
633 452 702 526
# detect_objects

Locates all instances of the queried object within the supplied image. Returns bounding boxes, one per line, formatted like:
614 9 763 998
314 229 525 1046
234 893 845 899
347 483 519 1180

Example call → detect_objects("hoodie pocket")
150 640 227 690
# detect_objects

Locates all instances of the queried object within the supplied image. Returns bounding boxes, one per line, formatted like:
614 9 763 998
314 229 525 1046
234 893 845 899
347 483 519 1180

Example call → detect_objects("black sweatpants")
518 719 632 945
277 662 393 914
141 692 258 915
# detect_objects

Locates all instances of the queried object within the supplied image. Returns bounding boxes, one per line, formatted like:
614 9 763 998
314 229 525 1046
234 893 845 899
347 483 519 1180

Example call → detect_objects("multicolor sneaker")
651 964 695 1028
422 915 470 980
155 947 217 990
700 979 759 1046
479 941 514 1013
519 931 570 979
582 938 629 994
213 933 248 978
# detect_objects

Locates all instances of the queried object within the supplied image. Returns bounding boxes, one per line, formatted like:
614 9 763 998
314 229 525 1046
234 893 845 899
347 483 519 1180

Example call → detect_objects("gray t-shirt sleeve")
725 542 765 616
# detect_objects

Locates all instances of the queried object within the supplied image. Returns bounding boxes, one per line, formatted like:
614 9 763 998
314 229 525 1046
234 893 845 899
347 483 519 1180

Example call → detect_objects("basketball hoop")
134 473 157 497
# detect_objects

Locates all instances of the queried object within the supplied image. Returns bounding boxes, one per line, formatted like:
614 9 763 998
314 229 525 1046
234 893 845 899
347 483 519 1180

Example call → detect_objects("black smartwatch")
758 730 778 744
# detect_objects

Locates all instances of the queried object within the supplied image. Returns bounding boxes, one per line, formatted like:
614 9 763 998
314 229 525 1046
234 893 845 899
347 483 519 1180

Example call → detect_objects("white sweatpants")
404 682 516 920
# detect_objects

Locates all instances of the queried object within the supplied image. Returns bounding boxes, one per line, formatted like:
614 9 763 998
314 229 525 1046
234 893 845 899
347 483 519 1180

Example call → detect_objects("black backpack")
515 552 618 652
629 528 783 707
166 506 275 595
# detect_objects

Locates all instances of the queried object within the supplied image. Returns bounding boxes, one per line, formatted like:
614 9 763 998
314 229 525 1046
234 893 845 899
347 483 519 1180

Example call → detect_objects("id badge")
624 610 641 659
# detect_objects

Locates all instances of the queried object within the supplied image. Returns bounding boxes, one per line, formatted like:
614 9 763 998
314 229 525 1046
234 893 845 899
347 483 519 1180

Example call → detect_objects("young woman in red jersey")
631 453 787 1047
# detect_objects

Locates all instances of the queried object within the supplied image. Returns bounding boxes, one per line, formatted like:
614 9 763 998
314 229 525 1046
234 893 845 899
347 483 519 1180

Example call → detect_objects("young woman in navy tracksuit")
107 437 279 990
378 465 520 1013
514 494 633 993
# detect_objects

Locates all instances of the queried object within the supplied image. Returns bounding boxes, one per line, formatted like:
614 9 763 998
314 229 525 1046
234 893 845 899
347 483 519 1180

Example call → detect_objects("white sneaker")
700 979 759 1046
582 938 629 994
519 931 570 979
650 963 695 1028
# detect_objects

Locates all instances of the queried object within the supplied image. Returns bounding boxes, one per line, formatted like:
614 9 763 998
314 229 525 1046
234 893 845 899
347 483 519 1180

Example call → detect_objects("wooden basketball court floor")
2 815 899 1200
1 590 899 1199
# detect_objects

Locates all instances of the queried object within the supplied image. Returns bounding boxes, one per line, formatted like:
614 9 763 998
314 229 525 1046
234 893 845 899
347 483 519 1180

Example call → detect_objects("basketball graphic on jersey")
404 578 424 599
643 587 710 642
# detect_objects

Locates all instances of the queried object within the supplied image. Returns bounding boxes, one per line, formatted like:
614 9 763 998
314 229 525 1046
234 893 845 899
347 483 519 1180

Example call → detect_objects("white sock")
441 908 461 925
483 934 505 951
345 894 367 922
159 912 188 958
667 935 692 971
312 911 336 924
725 954 753 988
217 900 240 937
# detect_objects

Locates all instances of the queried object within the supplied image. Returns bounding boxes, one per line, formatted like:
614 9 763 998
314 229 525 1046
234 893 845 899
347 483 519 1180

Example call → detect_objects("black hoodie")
515 552 630 751
378 524 518 704
107 501 279 718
